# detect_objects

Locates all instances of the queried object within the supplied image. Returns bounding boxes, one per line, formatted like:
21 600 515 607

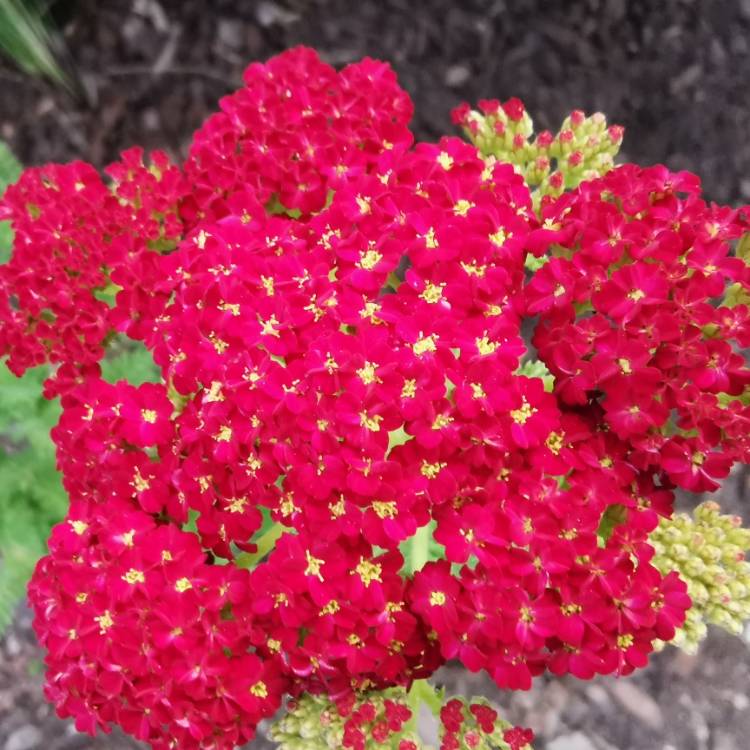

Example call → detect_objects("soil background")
1 2 750 750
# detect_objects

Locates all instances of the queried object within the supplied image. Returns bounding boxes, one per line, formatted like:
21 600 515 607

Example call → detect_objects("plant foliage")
0 0 70 90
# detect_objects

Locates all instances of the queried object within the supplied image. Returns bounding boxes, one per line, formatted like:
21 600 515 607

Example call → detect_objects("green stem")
403 678 444 741
410 679 443 715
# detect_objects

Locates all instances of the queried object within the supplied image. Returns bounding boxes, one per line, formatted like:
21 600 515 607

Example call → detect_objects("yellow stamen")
355 558 382 586
357 249 382 270
122 568 145 585
305 550 325 581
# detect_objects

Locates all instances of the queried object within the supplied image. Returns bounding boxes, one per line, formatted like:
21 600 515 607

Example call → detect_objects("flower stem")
404 678 444 743
409 678 443 715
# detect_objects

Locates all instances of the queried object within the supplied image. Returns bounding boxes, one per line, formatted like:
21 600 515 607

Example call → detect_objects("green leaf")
516 358 555 392
737 232 750 263
597 504 628 544
524 253 549 272
724 282 750 309
235 510 289 570
0 141 21 194
265 194 302 219
100 340 161 385
387 425 412 456
400 520 444 575
0 141 21 264
0 0 71 90
0 365 66 634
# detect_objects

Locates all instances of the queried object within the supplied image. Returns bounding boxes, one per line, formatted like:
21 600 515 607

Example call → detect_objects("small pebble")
444 65 470 88
547 731 597 750
5 726 43 750
608 680 663 731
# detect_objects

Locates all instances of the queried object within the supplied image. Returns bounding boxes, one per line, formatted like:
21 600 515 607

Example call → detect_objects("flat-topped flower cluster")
1 47 749 750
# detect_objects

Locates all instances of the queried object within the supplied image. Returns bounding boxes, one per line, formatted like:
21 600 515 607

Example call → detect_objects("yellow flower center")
453 199 474 217
359 412 383 432
372 500 397 519
423 227 438 248
420 282 444 304
432 414 454 430
357 361 380 385
122 568 145 585
357 248 382 270
476 335 499 356
94 610 114 634
617 633 634 649
401 379 417 398
421 460 447 479
437 151 453 170
69 520 88 536
412 333 438 356
355 558 383 586
320 600 340 616
250 681 268 699
510 399 536 425
489 228 508 246
305 551 325 581
214 425 233 442
355 194 371 214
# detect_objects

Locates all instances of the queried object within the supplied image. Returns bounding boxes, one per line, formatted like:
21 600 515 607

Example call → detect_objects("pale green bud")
652 502 750 652
455 103 623 214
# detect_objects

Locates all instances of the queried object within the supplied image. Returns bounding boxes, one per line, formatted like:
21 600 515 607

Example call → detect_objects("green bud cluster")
268 687 420 750
651 501 750 653
455 103 624 206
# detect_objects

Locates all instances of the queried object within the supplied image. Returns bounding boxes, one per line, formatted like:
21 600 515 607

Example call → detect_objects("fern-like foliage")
0 141 21 263
0 363 66 631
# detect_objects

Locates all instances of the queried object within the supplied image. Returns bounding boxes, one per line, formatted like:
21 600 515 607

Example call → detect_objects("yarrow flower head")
0 47 748 750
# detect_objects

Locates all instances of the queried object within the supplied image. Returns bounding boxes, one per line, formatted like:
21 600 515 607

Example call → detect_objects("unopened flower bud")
652 502 750 652
450 99 624 210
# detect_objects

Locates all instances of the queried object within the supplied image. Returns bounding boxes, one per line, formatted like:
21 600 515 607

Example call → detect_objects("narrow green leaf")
0 0 71 89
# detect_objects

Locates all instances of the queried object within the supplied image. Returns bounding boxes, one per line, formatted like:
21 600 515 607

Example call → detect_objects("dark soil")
1 2 750 750
1 0 750 203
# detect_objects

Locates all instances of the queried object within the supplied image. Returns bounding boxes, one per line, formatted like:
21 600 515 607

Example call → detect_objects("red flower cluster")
336 694 413 750
0 149 186 395
527 164 750 490
439 699 512 750
0 47 746 750
0 47 410 396
32 498 279 748
184 45 413 220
